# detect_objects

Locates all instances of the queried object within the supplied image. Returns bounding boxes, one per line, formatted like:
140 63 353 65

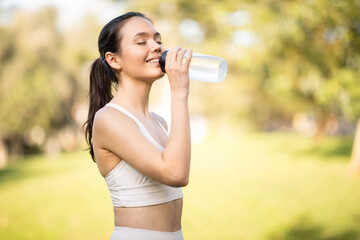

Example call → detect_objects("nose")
151 40 162 53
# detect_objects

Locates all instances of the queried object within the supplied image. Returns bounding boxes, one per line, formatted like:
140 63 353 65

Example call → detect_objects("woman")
84 12 192 240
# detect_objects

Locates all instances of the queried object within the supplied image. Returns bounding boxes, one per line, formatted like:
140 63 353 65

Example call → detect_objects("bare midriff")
113 198 183 232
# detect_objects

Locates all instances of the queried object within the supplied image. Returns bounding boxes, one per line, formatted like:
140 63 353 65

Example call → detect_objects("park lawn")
0 129 360 240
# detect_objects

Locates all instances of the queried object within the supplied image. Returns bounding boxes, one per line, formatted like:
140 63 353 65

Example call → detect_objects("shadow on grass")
304 139 352 161
269 216 360 240
252 132 353 162
286 136 354 162
0 152 86 185
0 164 46 184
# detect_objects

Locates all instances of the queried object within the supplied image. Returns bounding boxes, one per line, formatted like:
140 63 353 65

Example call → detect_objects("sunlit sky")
1 0 126 30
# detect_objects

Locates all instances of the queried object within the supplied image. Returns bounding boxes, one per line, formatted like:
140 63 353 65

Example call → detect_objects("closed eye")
136 40 162 45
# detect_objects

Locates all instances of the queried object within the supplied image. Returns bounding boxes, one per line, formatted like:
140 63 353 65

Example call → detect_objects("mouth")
146 58 160 63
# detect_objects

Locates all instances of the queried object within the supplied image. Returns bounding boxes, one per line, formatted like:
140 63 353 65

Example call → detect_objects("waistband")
112 226 183 240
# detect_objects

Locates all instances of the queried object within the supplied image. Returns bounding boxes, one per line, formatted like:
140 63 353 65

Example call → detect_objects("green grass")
1 129 360 240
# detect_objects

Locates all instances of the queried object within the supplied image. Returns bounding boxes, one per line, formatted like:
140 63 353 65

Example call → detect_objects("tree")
0 7 99 166
0 7 61 161
246 0 360 172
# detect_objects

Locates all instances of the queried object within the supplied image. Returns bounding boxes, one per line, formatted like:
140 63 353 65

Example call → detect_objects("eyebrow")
132 31 161 39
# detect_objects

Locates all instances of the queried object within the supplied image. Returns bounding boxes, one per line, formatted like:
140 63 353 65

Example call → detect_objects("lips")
146 56 160 63
147 59 160 63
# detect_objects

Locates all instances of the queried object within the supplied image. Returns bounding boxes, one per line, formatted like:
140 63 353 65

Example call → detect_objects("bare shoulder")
93 106 138 147
94 106 135 130
152 112 168 131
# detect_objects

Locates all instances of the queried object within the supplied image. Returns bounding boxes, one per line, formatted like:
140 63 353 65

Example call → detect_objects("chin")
146 70 165 81
132 69 165 82
149 73 165 82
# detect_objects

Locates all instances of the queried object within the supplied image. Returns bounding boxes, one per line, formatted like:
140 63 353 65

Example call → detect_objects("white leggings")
110 226 184 240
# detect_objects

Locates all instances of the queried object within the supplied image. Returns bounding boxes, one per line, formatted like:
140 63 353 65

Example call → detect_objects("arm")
93 48 192 187
161 47 192 186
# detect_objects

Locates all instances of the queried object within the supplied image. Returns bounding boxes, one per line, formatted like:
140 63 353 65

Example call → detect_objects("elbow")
160 154 190 187
166 172 189 187
171 179 189 188
174 175 189 187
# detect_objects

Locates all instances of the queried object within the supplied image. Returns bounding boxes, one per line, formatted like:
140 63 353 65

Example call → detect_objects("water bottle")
159 50 227 83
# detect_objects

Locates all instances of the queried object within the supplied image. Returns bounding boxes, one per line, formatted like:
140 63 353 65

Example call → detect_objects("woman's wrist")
171 89 189 100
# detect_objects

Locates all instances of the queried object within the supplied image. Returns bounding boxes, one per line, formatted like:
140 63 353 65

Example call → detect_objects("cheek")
121 49 146 68
124 46 146 60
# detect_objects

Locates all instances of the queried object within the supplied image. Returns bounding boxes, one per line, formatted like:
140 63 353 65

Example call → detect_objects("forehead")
121 17 158 39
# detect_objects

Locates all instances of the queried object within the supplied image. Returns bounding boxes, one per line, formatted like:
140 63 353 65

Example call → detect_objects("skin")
92 16 192 232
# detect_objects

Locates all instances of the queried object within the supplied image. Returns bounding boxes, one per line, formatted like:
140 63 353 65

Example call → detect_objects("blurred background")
1 0 360 239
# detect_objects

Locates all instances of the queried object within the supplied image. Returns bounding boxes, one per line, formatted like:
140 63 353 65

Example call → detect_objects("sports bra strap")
105 103 164 150
106 102 142 125
151 112 169 137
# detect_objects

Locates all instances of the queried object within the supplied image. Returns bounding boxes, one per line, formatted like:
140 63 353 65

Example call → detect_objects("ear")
105 52 122 71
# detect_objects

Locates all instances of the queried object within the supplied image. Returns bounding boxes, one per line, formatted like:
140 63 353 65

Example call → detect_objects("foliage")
0 7 60 135
0 7 100 157
247 0 360 128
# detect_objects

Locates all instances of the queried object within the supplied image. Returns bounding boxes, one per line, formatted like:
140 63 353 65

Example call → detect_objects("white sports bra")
103 103 183 207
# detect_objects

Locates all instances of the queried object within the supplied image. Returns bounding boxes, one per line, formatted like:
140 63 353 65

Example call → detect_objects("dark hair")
84 12 151 162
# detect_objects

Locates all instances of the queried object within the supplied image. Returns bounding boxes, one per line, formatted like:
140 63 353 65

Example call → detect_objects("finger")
182 48 192 69
167 47 181 70
176 48 187 67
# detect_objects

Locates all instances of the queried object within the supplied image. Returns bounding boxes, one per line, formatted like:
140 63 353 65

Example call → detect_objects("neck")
112 77 153 118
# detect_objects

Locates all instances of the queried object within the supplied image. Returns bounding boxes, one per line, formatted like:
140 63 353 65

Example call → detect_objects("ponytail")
84 57 117 162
